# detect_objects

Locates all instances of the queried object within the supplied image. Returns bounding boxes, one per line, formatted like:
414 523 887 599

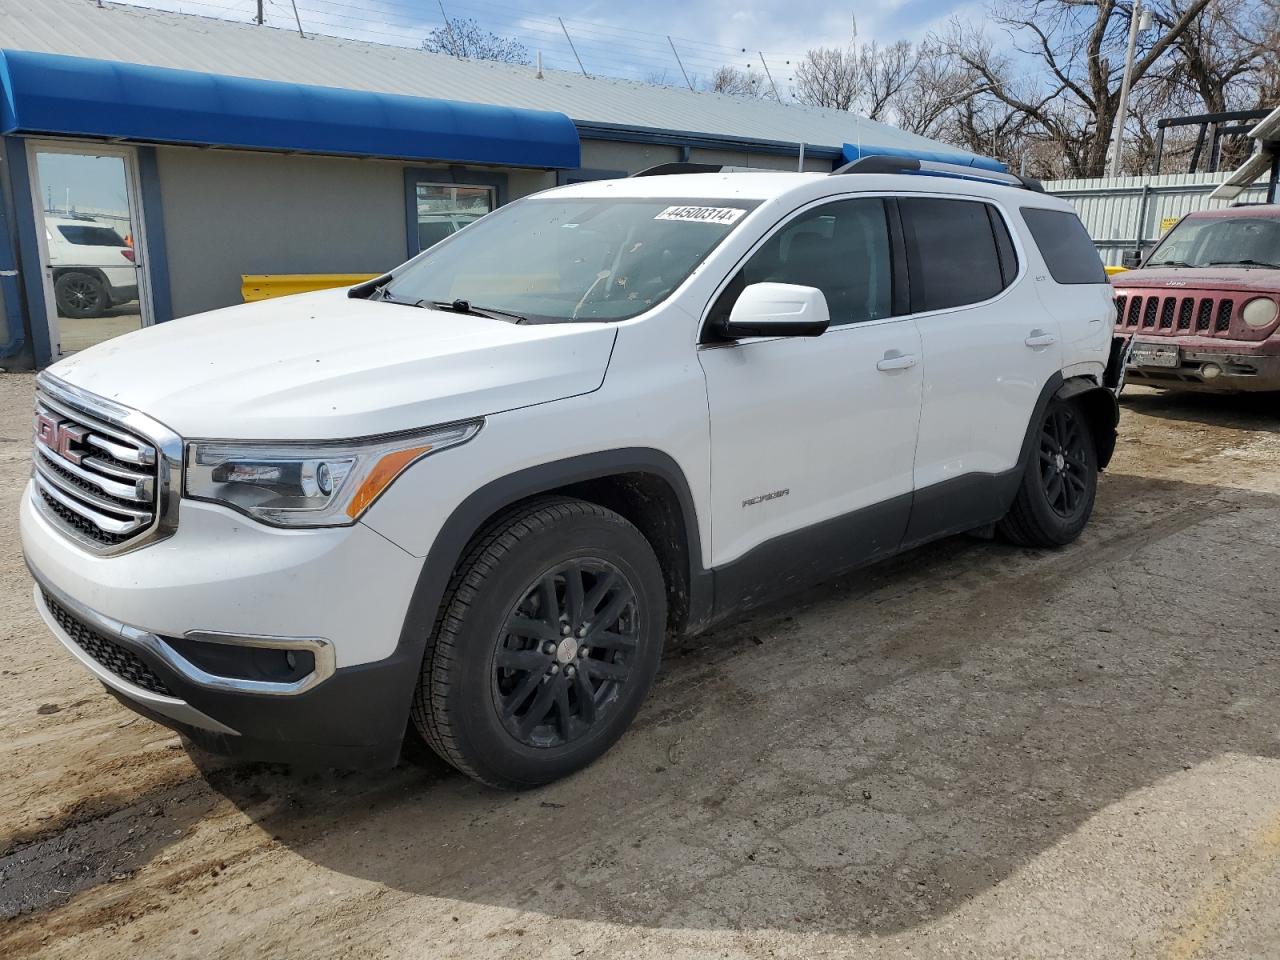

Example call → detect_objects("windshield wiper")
1207 259 1280 269
429 300 527 324
1147 260 1195 268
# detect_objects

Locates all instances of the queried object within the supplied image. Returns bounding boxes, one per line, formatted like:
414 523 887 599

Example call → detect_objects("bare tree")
942 0 1213 176
705 66 770 99
422 16 530 64
794 47 860 111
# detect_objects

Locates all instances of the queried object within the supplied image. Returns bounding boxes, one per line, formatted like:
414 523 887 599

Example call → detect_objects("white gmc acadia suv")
21 158 1122 788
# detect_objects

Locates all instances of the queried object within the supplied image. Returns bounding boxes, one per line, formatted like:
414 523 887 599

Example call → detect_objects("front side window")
383 197 760 324
899 197 1007 312
1145 216 1280 269
710 197 893 330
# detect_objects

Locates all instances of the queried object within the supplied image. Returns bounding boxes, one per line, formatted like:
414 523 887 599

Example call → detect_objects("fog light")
1201 363 1222 380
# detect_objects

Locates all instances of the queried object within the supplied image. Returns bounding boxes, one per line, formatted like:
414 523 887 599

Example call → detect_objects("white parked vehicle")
21 159 1121 788
44 215 138 318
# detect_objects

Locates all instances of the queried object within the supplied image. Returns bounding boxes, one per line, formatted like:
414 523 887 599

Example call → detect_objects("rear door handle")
1025 330 1057 348
876 351 918 372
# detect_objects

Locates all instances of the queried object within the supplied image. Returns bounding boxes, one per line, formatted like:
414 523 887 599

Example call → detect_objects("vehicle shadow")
1122 384 1280 432
194 472 1280 936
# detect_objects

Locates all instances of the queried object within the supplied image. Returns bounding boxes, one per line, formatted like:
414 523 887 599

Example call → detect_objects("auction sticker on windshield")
654 206 748 225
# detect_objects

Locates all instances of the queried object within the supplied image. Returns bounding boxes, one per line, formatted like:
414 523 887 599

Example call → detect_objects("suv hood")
50 290 618 439
1113 266 1280 292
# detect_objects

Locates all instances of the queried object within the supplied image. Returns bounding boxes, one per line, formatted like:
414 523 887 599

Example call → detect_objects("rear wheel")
54 271 109 319
998 397 1098 547
411 498 666 789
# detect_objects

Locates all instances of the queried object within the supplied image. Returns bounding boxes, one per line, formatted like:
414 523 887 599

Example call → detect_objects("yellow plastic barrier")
241 274 378 303
1104 264 1128 276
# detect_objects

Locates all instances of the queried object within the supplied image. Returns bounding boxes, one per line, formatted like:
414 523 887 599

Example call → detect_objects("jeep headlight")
185 421 481 527
1241 297 1278 328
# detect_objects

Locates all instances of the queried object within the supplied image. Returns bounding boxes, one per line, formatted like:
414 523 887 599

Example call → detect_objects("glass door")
27 142 152 356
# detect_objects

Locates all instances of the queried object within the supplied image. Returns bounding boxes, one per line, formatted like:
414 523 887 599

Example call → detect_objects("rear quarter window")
1020 207 1106 284
56 225 126 247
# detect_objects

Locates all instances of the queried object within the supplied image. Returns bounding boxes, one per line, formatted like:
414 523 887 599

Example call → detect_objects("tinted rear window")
56 225 126 246
1020 208 1106 284
899 197 1006 311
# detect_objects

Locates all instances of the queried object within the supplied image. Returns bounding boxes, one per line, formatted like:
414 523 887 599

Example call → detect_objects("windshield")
381 197 760 323
1146 216 1280 269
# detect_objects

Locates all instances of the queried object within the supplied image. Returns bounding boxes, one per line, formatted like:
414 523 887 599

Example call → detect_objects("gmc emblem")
35 414 89 466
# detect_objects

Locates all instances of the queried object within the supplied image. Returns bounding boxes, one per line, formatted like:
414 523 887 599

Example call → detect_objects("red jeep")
1113 204 1280 392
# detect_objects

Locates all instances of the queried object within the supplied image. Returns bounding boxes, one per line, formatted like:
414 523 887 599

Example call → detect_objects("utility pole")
1109 1 1153 177
758 51 782 103
255 0 264 25
668 36 694 92
560 18 589 77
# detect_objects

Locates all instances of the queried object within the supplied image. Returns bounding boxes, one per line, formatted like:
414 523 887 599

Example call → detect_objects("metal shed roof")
0 0 986 163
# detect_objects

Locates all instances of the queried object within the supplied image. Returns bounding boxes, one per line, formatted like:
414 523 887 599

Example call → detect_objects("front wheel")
411 498 666 789
998 397 1098 547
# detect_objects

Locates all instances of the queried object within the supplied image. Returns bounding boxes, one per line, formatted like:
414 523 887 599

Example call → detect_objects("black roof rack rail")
830 155 1045 192
631 162 727 177
629 162 797 177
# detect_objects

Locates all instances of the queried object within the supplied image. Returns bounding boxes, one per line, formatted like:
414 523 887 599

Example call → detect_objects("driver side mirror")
722 282 831 339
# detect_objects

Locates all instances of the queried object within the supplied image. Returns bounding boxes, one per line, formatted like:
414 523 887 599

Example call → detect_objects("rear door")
698 196 922 604
899 194 1060 542
1019 206 1114 367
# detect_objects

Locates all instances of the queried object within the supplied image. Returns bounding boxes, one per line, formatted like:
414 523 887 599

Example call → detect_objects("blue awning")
0 49 580 169
842 142 1007 173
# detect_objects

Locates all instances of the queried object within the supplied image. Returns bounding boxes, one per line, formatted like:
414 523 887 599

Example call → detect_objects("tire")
54 271 109 319
411 497 666 789
998 397 1098 548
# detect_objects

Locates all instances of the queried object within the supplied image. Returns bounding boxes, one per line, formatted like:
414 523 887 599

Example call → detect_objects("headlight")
185 421 481 527
1242 297 1278 328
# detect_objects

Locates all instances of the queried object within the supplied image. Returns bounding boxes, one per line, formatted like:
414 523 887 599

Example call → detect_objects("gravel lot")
1 371 1279 959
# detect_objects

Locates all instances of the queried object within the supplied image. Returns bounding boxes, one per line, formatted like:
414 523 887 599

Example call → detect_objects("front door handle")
876 351 918 372
1025 330 1057 348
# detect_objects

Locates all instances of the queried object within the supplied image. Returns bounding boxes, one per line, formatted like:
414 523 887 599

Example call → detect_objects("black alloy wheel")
493 559 639 748
411 497 666 789
54 271 109 319
998 396 1098 548
1038 402 1091 521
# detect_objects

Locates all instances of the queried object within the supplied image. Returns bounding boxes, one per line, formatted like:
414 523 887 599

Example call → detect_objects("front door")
698 197 922 609
27 142 152 357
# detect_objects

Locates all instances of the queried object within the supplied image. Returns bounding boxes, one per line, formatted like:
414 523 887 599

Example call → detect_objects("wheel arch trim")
1054 375 1120 470
393 448 710 666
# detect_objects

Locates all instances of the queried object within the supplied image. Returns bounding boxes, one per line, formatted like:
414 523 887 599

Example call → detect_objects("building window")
404 168 508 258
414 183 496 251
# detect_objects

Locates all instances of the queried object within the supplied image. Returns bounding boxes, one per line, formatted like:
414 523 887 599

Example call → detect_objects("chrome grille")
31 380 173 553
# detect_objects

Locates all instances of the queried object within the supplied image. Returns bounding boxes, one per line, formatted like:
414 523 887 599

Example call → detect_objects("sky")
109 0 983 91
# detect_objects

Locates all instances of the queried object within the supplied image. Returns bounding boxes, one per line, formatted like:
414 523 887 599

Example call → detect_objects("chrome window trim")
29 560 336 697
34 371 183 556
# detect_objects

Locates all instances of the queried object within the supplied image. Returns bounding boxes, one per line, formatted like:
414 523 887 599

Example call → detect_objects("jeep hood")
1113 266 1280 292
49 290 618 439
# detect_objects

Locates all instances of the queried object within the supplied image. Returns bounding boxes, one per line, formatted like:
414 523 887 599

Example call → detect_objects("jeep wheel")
54 271 109 319
411 498 666 789
998 397 1098 547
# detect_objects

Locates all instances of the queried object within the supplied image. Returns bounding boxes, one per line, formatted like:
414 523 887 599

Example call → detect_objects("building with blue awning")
0 0 998 367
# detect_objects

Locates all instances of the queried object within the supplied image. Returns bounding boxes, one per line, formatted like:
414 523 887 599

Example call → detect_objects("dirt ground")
1 371 1278 959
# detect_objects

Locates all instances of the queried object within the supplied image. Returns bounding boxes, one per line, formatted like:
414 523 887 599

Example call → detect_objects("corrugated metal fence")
1043 172 1269 266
